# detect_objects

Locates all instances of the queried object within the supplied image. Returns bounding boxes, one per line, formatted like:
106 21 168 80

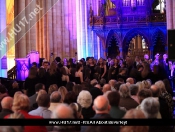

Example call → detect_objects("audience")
1 54 174 131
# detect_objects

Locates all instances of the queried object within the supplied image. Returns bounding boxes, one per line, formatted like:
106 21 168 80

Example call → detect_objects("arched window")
123 0 130 6
137 0 144 6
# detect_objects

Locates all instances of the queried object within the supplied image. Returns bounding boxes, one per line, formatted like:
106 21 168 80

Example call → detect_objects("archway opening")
107 35 120 59
126 34 149 60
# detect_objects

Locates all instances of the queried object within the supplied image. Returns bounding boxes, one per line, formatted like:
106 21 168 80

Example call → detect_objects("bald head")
109 80 117 87
1 97 13 110
52 104 74 119
126 77 135 84
50 91 61 103
150 85 160 97
102 84 111 93
93 95 110 114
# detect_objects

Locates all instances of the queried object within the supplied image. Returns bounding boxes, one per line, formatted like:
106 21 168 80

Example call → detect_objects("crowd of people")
0 53 174 132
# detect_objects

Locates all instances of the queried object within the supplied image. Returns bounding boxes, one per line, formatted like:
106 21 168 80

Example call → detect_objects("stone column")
14 0 27 58
166 0 173 29
0 0 7 77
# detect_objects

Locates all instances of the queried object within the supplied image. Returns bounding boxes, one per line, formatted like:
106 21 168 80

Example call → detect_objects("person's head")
93 95 110 114
126 77 135 84
119 84 130 98
43 61 49 70
0 126 23 132
121 109 148 132
142 80 151 89
1 97 13 110
48 84 58 95
55 57 61 63
50 91 62 103
129 84 139 96
32 62 37 68
64 91 77 104
113 58 119 65
150 84 160 97
98 58 104 65
69 103 82 119
76 63 83 71
77 90 92 108
90 79 98 87
73 84 82 96
66 82 74 91
35 83 45 93
108 79 117 88
138 89 152 104
107 91 120 107
140 97 160 118
155 80 166 94
36 93 50 107
155 53 160 60
163 54 168 60
49 62 57 75
60 67 67 75
12 81 19 89
136 81 144 91
144 54 149 60
38 68 46 77
12 94 30 112
88 57 94 65
102 84 111 93
99 78 106 87
58 86 68 102
52 104 74 119
28 67 37 78
0 84 7 94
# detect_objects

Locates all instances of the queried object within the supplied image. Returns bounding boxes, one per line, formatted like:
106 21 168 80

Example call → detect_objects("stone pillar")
166 0 173 29
0 0 7 77
14 0 27 58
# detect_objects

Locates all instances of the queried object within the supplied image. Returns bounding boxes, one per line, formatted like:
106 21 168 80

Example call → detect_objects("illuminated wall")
6 0 15 70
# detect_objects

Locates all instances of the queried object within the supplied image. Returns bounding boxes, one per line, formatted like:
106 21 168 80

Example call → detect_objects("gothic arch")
151 28 166 56
151 28 166 47
106 30 121 56
122 29 149 57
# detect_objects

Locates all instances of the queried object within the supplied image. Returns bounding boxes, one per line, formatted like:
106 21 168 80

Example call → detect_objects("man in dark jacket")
81 95 119 132
0 97 13 118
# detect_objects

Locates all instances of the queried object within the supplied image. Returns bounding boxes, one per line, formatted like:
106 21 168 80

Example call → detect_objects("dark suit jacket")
81 113 119 132
0 109 13 118
119 96 139 110
29 93 37 111
109 106 126 119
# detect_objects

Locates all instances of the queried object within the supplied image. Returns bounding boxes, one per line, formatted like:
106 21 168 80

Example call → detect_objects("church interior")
0 0 175 129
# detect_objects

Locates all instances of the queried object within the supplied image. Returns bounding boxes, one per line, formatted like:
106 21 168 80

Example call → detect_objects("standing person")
75 64 83 84
46 62 62 91
112 58 120 77
25 67 38 97
88 57 95 80
97 58 107 79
